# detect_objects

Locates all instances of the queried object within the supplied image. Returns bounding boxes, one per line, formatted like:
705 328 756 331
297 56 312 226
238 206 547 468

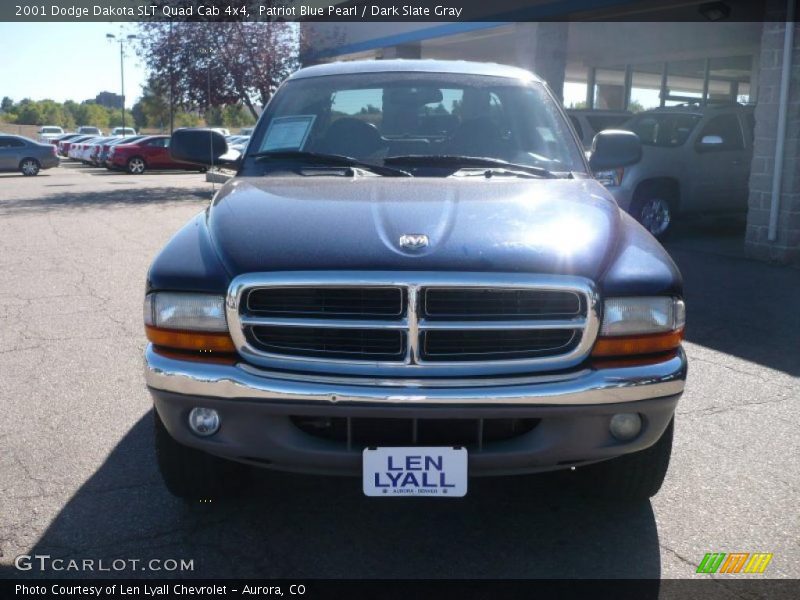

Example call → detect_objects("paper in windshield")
261 115 316 152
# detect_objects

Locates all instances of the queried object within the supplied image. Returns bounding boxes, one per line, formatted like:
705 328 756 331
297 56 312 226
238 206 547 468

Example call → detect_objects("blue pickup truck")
143 60 686 502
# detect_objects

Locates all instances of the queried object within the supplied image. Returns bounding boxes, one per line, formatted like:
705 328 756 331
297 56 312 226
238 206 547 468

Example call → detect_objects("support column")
745 7 800 265
513 23 569 100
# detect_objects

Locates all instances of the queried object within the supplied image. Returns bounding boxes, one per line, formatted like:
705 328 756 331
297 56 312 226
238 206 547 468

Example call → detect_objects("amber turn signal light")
145 325 237 354
591 329 684 358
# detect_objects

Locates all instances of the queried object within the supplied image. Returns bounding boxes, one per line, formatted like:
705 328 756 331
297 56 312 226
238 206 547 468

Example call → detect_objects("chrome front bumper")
144 344 686 407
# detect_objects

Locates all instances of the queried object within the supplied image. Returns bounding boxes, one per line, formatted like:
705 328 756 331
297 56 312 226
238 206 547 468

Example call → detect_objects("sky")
0 23 148 106
0 22 655 111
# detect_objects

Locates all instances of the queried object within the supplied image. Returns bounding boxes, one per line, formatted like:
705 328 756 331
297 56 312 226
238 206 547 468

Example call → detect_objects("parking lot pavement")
0 166 797 581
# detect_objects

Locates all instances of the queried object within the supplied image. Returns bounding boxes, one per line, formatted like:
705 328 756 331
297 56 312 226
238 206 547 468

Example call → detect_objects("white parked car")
77 126 103 136
37 126 65 144
110 127 137 136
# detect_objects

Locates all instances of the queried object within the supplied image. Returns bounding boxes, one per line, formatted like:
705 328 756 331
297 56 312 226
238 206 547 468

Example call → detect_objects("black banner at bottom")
2 579 800 600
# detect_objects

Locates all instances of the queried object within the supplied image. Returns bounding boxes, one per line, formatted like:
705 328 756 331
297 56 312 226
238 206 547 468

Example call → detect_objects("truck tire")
153 410 249 501
576 418 674 502
631 195 673 239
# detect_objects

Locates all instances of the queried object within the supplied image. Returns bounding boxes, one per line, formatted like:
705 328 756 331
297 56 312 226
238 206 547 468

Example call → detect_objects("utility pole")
169 21 174 134
106 31 137 137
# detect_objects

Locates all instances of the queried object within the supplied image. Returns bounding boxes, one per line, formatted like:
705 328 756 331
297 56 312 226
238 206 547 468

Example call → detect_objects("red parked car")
109 135 206 175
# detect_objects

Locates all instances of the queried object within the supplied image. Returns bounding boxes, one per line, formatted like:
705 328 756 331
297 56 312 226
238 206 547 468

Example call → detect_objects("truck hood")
206 176 621 279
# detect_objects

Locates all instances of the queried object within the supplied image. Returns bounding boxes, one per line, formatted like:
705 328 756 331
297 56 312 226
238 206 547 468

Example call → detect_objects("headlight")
600 297 685 336
144 292 235 353
144 292 228 331
593 297 685 357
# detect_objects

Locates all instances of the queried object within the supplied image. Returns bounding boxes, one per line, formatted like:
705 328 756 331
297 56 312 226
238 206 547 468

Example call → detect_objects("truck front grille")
247 287 403 319
228 273 599 375
423 288 581 319
421 329 578 361
249 325 406 361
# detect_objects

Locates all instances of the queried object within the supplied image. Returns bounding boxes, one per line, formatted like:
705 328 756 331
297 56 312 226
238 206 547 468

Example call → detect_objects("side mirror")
170 128 232 167
588 130 642 171
700 135 723 145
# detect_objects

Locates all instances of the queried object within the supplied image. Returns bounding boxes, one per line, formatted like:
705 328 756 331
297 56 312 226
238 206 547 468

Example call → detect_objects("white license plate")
362 447 468 497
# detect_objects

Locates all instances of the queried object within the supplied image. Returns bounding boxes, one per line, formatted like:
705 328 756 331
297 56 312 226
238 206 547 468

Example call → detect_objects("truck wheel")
20 158 40 176
632 196 672 239
153 410 249 501
576 418 674 502
127 157 146 175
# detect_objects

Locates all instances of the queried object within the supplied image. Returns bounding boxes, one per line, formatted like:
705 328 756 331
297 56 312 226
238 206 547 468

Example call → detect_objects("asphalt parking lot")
0 163 797 581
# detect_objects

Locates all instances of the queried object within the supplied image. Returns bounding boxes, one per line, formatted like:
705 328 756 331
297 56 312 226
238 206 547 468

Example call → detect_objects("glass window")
0 137 25 148
664 59 705 106
697 114 744 150
708 55 753 104
623 113 701 147
586 115 631 132
254 72 586 173
593 68 626 110
630 63 664 112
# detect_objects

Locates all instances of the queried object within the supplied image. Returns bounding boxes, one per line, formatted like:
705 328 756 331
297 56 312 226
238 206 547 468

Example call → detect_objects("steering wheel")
315 118 384 158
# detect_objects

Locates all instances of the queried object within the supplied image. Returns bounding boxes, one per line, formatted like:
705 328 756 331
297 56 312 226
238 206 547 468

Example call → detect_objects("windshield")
42 127 62 134
248 72 585 175
621 113 701 147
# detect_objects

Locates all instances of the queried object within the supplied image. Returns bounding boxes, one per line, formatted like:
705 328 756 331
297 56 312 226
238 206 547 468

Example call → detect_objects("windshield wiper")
251 150 412 177
383 155 566 179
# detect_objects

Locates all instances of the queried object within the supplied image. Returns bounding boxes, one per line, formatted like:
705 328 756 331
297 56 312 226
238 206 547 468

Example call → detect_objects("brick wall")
745 4 800 265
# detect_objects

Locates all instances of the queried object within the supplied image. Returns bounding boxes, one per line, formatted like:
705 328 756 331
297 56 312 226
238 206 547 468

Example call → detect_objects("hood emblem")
399 234 429 250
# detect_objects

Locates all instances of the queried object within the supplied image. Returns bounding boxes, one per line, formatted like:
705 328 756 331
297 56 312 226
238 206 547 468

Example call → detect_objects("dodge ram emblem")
399 234 429 249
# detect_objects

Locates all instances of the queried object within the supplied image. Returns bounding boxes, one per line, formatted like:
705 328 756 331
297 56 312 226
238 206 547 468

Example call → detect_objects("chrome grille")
228 272 599 377
246 287 403 319
423 288 582 319
421 329 578 361
249 325 406 361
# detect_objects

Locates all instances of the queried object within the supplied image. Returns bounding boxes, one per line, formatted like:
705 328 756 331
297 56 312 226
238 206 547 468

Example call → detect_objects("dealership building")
303 0 800 265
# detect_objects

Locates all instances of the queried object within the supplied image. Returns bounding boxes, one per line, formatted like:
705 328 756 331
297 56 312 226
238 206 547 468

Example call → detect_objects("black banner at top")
0 0 777 22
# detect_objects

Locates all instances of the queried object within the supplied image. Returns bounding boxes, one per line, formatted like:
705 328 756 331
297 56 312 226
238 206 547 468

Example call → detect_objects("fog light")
188 407 220 436
609 413 642 441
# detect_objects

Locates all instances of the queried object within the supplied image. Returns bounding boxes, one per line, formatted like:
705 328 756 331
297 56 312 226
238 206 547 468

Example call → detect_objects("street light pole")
106 31 137 137
119 39 126 135
169 21 174 134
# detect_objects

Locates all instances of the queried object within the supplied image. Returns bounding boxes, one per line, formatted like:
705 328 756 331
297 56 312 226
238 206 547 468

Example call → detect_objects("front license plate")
362 447 468 497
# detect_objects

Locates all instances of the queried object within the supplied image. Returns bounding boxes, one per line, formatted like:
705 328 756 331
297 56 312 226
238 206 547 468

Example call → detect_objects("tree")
0 97 13 113
136 21 298 119
13 99 44 125
132 78 171 130
222 104 256 128
628 99 645 113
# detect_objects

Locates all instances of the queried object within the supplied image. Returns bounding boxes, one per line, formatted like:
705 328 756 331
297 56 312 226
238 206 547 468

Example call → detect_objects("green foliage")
222 104 256 128
174 112 201 128
1 97 124 129
627 99 645 113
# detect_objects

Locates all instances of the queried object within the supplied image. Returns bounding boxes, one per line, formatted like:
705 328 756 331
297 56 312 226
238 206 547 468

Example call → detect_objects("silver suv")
596 104 755 237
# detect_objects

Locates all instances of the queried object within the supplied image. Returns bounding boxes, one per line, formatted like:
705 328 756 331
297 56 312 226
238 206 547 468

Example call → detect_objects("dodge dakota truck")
144 60 686 501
